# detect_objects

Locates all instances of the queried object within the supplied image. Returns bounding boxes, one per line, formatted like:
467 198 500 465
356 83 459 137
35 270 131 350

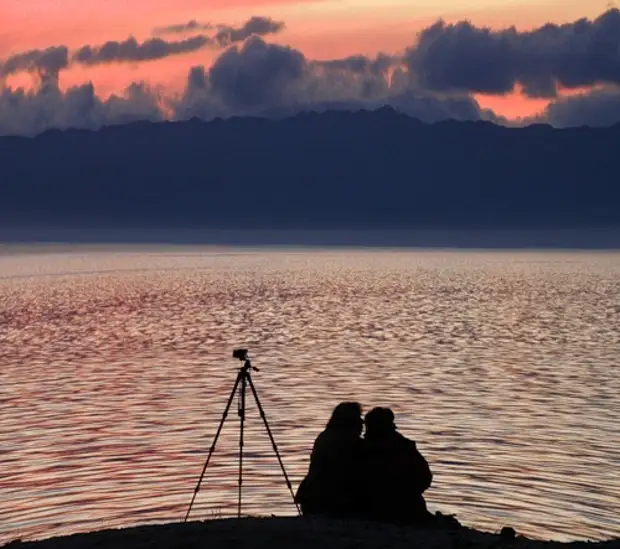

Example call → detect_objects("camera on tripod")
185 348 299 520
232 348 248 361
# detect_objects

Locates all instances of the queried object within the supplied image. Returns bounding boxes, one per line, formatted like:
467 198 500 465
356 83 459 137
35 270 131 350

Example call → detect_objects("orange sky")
0 0 610 120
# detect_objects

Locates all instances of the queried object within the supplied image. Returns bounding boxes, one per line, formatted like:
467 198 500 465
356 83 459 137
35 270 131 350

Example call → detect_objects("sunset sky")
0 0 617 135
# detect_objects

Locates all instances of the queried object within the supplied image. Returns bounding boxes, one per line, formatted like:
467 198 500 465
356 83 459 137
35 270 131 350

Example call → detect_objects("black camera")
232 348 248 361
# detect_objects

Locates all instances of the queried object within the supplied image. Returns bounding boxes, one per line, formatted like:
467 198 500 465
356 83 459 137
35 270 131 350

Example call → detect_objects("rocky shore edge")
2 517 619 549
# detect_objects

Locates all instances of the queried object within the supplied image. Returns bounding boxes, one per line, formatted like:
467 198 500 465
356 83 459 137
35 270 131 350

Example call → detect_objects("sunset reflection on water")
1 249 619 544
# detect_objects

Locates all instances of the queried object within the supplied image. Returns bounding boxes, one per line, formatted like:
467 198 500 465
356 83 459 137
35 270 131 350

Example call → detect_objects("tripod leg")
184 371 242 522
238 374 247 518
247 374 301 515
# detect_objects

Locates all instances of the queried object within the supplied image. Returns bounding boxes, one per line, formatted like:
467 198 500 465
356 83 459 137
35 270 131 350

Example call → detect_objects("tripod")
184 349 301 521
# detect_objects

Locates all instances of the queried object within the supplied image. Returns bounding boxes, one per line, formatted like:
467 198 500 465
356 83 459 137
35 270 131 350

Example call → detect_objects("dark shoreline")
2 517 619 549
1 228 620 250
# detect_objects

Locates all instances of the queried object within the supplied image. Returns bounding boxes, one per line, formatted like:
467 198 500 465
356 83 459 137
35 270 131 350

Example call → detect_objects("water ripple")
0 249 619 544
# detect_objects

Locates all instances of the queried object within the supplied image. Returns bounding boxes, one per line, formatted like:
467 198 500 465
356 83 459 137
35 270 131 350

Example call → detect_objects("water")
1 247 619 544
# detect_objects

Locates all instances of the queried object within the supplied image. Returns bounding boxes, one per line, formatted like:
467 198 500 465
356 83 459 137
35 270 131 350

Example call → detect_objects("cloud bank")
407 8 620 98
2 10 620 136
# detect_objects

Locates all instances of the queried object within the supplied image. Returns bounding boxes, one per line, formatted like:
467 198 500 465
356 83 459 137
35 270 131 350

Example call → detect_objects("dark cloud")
406 8 620 98
73 35 212 66
180 39 397 115
208 37 305 109
153 20 213 35
0 79 164 137
152 16 283 42
74 17 284 67
387 90 490 122
173 65 217 120
171 38 486 124
317 53 394 75
407 21 517 95
309 54 398 100
151 15 283 46
0 46 69 79
0 16 285 78
541 87 620 127
214 16 285 47
0 37 489 136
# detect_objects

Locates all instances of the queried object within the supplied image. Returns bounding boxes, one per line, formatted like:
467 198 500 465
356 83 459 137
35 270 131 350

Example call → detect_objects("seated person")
295 402 365 519
363 407 433 525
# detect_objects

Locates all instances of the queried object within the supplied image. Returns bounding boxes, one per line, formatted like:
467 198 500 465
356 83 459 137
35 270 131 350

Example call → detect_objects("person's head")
326 401 364 436
364 407 396 437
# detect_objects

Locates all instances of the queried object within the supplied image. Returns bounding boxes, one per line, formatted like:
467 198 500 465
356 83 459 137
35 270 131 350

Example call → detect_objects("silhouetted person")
295 402 365 519
363 407 433 525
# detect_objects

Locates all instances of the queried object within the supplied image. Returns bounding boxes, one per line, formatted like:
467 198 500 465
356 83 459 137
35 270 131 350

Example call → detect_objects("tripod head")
232 348 259 372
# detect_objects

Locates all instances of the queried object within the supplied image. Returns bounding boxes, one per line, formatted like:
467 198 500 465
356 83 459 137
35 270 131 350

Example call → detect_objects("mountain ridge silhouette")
1 107 618 229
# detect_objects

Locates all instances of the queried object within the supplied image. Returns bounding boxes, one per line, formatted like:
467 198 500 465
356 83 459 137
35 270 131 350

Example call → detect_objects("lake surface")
1 247 619 544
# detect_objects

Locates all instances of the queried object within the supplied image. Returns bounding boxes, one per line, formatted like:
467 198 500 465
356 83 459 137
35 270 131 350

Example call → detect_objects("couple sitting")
295 402 433 525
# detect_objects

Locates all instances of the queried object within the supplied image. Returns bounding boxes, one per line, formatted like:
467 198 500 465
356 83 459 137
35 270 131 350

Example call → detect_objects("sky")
1 0 619 136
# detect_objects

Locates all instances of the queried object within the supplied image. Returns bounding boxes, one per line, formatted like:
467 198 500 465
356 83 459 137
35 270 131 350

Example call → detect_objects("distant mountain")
1 107 619 230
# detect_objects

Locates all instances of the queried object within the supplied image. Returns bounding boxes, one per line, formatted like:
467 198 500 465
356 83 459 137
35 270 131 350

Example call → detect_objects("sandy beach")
3 517 619 549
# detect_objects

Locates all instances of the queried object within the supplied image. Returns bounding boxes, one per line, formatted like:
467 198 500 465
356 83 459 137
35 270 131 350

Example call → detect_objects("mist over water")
1 248 619 544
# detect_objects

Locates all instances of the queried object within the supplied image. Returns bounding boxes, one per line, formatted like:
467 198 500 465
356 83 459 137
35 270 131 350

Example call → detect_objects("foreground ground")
2 517 619 549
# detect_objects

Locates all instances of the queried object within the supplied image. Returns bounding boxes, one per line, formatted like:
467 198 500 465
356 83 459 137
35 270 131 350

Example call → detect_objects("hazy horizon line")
1 227 619 251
